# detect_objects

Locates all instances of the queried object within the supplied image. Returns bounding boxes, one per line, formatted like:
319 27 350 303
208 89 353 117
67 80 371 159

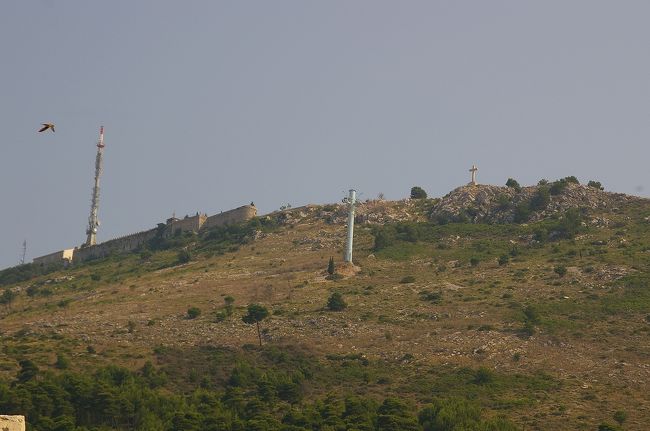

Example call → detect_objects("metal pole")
344 189 356 263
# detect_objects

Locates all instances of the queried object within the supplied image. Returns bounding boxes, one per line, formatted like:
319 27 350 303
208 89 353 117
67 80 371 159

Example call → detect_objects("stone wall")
72 228 158 263
203 205 257 230
33 249 74 267
32 204 257 266
0 415 25 431
166 213 207 237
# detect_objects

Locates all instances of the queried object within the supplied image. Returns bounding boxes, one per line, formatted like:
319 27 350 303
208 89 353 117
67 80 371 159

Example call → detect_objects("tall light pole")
343 189 357 263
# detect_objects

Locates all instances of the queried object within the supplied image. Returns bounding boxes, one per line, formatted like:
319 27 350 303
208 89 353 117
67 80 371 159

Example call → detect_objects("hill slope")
1 184 650 430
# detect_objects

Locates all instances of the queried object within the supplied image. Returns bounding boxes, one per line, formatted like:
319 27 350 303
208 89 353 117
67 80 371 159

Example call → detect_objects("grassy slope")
1 199 650 430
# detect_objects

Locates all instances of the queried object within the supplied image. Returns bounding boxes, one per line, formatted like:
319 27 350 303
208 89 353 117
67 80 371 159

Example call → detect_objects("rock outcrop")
430 183 642 224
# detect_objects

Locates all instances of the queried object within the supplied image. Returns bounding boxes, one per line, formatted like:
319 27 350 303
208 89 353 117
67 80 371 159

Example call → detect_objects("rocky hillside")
430 182 642 224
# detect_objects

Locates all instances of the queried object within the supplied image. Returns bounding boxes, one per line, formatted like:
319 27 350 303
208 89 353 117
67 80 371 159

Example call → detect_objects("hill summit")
430 181 640 224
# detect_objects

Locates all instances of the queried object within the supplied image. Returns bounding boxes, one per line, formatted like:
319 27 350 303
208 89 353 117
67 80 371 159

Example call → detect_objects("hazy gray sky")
2 1 649 268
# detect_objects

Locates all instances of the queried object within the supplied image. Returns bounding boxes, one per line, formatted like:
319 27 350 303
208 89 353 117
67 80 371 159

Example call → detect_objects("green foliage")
224 295 235 316
0 288 16 306
177 249 192 264
613 410 627 425
513 202 531 223
377 398 420 430
187 307 201 319
410 186 428 199
0 263 58 287
418 397 518 431
498 254 509 266
400 275 416 283
530 186 550 210
243 304 270 346
598 423 622 431
588 180 604 190
554 265 567 277
470 257 480 267
327 256 335 275
55 353 70 370
420 290 443 304
505 178 521 192
327 292 347 311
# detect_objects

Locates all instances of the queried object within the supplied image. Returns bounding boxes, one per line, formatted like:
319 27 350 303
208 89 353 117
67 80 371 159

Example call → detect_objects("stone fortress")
33 204 257 267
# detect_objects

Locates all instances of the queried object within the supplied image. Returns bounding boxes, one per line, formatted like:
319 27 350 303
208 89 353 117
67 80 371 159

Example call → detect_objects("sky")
1 1 650 268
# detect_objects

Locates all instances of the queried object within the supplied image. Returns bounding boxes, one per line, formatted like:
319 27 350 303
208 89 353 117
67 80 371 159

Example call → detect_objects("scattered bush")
554 265 567 277
588 180 604 190
177 250 192 264
400 275 416 284
498 254 509 266
505 178 521 191
410 186 428 199
613 410 627 425
187 307 201 319
327 292 347 311
55 353 70 370
327 256 335 275
470 257 480 267
224 295 235 316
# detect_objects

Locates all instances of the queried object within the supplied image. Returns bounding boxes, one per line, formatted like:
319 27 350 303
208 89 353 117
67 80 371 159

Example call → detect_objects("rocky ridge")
429 183 643 224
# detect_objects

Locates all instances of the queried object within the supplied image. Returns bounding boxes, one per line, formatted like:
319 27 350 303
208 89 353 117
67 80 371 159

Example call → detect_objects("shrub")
588 180 604 190
496 194 511 210
498 254 509 266
327 292 347 311
0 289 16 306
514 202 531 223
55 353 70 369
530 186 550 210
554 265 567 277
470 257 480 267
400 275 416 284
90 273 101 282
410 186 427 199
327 256 335 275
187 307 201 319
473 367 494 385
224 295 235 316
177 250 192 264
505 178 521 191
420 291 442 304
613 410 627 425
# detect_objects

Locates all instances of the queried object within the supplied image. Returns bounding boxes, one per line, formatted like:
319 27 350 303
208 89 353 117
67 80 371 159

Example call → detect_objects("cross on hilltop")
469 164 478 185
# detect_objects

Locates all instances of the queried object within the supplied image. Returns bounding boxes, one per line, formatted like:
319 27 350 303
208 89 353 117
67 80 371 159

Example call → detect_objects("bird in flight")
38 123 55 133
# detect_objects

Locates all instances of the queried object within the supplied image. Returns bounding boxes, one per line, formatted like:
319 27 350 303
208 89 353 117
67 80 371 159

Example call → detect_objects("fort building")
33 204 256 266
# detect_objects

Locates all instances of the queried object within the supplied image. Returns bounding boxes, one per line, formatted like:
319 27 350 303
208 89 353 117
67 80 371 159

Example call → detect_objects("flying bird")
38 123 55 133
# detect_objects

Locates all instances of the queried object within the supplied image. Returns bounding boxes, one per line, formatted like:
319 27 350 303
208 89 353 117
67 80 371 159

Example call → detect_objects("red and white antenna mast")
85 126 105 246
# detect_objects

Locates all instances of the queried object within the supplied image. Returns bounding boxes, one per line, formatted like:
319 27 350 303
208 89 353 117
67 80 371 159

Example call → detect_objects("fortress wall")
33 248 75 267
73 228 158 263
167 213 207 236
32 205 255 267
203 205 257 230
